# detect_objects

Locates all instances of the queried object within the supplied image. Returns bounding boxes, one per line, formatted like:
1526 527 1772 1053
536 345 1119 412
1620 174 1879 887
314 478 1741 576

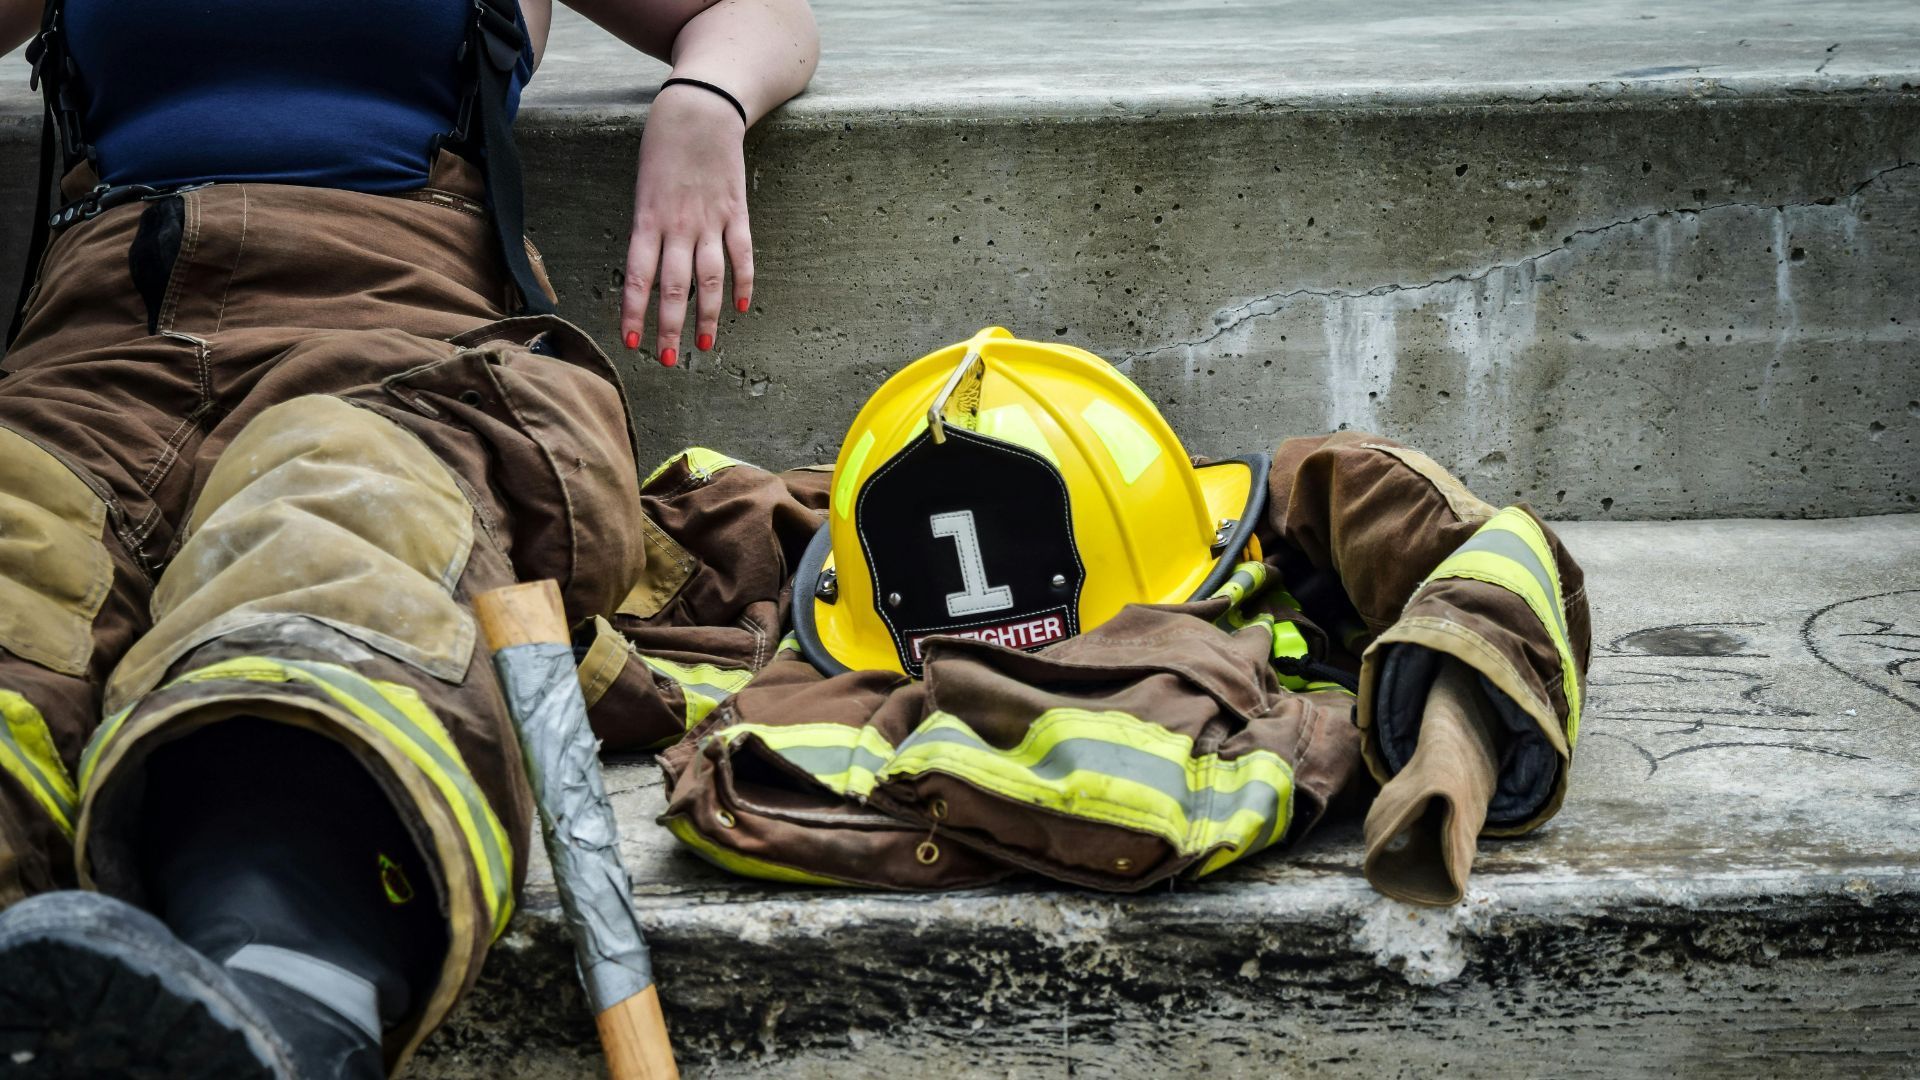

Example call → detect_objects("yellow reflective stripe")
640 655 753 729
833 431 876 520
0 691 76 836
1080 398 1163 484
80 657 515 940
664 816 852 886
773 633 801 660
79 704 135 793
1425 508 1583 743
713 721 896 798
644 447 743 488
883 710 1291 862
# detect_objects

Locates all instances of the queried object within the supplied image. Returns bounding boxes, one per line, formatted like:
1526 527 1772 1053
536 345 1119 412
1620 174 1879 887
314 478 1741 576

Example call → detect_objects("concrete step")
4 2 1920 519
413 514 1920 1078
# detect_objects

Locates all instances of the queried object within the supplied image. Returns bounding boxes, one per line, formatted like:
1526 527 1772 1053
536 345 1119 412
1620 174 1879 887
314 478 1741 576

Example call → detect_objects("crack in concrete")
1119 159 1918 366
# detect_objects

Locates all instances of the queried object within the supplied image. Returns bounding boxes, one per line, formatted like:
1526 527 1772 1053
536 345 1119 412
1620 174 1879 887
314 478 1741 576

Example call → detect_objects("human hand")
619 82 752 367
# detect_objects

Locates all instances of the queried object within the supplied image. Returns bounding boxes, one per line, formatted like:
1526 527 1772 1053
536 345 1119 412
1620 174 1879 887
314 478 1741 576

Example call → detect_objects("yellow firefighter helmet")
793 327 1269 676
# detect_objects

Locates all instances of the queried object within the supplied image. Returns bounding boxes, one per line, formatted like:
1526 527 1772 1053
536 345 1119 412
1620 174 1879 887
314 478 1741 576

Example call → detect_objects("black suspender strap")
6 0 73 349
5 110 54 350
459 0 554 316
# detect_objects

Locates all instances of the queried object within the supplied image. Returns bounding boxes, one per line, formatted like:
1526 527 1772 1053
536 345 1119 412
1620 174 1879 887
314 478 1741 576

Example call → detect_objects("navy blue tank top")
66 0 534 193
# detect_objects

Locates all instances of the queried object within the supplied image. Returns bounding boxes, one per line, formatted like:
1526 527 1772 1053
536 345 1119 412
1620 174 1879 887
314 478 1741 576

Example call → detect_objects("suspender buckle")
471 0 525 73
49 184 166 232
26 30 51 91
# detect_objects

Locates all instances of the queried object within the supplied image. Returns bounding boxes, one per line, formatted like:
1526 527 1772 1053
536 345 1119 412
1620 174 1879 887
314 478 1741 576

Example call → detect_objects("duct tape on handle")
492 640 655 1012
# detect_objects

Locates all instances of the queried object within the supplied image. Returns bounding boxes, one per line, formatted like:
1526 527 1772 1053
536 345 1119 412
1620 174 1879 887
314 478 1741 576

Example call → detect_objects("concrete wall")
514 93 1920 520
2 81 1916 521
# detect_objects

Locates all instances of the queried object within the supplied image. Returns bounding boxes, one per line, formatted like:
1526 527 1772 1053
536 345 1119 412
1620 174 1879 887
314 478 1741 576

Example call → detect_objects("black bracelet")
659 77 748 126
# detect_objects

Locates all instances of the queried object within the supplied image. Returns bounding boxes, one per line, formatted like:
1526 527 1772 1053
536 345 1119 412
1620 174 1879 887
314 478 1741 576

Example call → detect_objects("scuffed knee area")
0 425 112 678
107 396 477 714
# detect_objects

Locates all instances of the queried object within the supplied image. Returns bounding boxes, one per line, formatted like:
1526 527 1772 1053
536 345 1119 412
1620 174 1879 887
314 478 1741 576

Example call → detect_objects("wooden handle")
475 580 570 650
596 985 680 1080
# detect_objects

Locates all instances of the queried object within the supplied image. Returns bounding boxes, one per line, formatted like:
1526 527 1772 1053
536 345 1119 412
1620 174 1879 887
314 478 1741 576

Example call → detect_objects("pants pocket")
0 425 113 677
384 315 646 622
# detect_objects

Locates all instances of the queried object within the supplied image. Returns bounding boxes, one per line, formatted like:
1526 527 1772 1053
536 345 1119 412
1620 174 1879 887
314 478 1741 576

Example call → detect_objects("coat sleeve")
1260 432 1590 834
573 449 828 752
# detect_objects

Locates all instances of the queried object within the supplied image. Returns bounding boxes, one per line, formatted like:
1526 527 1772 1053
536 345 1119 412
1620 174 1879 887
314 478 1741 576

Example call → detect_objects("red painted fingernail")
624 330 639 350
660 348 677 368
735 297 750 313
697 333 714 351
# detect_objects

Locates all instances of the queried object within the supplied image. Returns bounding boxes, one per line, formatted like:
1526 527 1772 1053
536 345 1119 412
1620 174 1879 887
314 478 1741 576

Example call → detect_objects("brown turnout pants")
0 154 646 1068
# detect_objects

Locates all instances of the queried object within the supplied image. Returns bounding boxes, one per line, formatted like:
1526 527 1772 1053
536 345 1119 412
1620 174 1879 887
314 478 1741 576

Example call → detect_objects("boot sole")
0 892 295 1079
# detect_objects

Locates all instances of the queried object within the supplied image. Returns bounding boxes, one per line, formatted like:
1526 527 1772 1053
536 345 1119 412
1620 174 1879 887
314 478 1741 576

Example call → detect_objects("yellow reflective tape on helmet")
79 657 515 940
639 655 753 730
644 447 744 488
664 816 854 886
976 404 1061 467
1423 507 1583 743
833 431 876 520
0 691 76 837
711 721 896 798
881 710 1291 864
1080 397 1163 484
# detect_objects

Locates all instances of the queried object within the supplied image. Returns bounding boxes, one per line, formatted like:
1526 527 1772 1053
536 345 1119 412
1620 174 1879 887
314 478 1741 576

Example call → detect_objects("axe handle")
474 579 571 651
597 985 680 1080
474 581 679 1080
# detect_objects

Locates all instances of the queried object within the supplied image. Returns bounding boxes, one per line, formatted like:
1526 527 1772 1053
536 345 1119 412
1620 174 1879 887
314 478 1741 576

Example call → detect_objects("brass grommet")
915 841 940 864
716 810 737 829
929 798 949 821
1113 857 1134 872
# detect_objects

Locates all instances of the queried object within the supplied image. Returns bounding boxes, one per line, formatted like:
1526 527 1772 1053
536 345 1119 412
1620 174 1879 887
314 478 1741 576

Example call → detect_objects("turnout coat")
586 433 1591 891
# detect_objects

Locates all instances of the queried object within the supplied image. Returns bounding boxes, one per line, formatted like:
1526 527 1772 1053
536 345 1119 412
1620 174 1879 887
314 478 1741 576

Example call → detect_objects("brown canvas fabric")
1362 657 1502 905
626 434 1588 895
0 153 643 1070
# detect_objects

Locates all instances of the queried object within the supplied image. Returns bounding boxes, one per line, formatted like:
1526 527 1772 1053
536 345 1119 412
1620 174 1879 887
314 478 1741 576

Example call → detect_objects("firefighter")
568 328 1590 901
0 1 817 1076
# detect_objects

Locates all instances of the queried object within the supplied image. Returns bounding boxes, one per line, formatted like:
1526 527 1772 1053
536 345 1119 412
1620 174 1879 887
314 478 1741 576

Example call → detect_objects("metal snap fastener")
458 389 484 406
716 810 737 829
1051 573 1067 588
915 841 940 864
887 592 903 607
1113 857 1134 872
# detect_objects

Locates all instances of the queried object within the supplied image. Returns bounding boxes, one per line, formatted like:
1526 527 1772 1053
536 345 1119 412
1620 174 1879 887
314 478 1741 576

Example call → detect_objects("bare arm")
562 0 819 364
568 0 819 122
2 0 40 59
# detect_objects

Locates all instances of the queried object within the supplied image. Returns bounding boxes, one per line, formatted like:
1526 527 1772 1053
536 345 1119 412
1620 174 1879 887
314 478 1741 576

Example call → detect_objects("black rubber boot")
0 890 300 1079
138 720 449 1080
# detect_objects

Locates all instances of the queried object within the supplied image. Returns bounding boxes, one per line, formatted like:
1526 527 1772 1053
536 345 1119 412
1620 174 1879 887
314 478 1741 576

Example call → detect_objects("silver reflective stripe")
892 726 1286 844
225 944 380 1042
637 658 742 706
767 743 891 782
1452 525 1570 645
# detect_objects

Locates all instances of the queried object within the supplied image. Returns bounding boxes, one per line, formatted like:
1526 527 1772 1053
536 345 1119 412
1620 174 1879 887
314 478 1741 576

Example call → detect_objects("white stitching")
854 428 1086 670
